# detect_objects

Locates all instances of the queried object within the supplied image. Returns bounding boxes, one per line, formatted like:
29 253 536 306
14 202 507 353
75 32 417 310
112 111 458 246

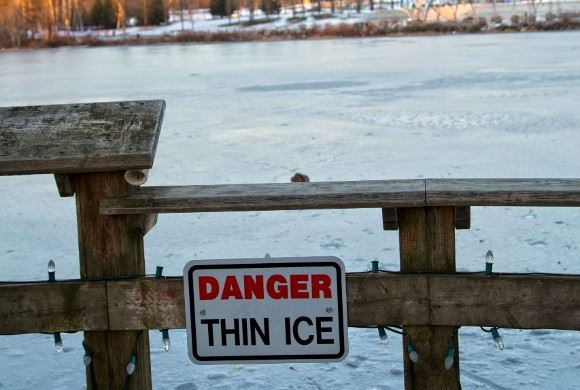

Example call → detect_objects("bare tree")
248 0 254 21
529 0 542 18
114 0 126 29
225 0 231 23
178 0 185 29
0 0 27 47
142 0 149 25
453 0 462 21
71 0 83 30
189 0 195 30
44 0 56 40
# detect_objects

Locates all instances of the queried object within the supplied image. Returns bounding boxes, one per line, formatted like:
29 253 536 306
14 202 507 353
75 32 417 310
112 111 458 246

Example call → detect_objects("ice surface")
1 32 580 389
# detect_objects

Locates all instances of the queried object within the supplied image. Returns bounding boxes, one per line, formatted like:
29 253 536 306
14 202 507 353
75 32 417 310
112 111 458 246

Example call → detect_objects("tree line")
0 0 293 47
0 0 426 48
0 0 189 47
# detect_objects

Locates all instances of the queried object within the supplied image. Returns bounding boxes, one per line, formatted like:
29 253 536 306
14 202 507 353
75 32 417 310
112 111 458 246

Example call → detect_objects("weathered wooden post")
75 171 154 389
0 100 165 389
398 207 460 389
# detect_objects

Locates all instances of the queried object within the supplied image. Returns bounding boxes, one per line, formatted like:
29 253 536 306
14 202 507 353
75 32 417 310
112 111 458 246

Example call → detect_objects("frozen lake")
1 31 580 389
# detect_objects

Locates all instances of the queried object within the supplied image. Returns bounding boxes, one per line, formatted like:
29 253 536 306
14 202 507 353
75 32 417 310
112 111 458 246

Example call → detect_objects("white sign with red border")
183 257 348 364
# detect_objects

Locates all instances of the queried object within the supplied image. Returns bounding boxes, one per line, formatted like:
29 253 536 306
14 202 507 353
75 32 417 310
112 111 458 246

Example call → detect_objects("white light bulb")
485 250 494 264
377 327 388 344
48 260 56 272
127 354 137 375
161 329 170 351
54 333 63 352
491 328 505 350
445 345 456 370
83 354 92 366
444 355 454 370
485 250 494 275
408 350 418 363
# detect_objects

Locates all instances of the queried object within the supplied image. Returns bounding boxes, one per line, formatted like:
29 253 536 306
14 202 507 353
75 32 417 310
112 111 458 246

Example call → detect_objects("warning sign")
183 257 348 364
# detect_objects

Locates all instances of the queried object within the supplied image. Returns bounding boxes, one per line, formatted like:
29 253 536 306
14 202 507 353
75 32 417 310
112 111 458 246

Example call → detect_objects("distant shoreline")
3 19 580 51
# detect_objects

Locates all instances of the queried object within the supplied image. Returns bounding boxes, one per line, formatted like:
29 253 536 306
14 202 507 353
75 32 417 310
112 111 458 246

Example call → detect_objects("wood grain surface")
2 273 578 334
100 179 580 215
100 180 427 214
74 171 151 389
398 207 460 390
427 178 580 206
0 100 165 175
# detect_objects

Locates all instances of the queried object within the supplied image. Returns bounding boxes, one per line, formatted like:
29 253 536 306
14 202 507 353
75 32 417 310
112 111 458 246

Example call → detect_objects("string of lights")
361 251 512 368
156 266 171 352
33 251 530 378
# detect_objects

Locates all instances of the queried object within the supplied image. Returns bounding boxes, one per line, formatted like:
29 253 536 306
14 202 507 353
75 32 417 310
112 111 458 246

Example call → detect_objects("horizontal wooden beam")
0 281 108 334
100 180 426 214
2 273 579 335
427 178 580 207
100 179 580 215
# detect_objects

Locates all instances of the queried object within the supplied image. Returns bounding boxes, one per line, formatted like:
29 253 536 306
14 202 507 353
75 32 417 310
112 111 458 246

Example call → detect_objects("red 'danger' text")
198 274 332 300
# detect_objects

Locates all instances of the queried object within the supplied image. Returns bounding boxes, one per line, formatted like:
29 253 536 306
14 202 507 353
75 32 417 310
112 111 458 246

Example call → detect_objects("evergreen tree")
210 0 226 17
260 0 280 15
91 0 117 29
139 0 167 26
210 0 238 18
148 0 167 25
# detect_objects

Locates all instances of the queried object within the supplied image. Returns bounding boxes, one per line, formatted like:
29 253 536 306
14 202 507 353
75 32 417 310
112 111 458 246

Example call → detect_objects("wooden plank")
108 275 431 330
108 278 186 330
100 178 580 214
398 207 460 390
0 100 165 176
54 173 75 197
429 274 580 329
74 172 151 390
1 273 579 334
100 180 427 215
427 179 580 206
0 281 107 334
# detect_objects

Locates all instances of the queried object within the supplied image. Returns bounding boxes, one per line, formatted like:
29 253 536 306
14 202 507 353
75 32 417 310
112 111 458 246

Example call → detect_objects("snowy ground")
72 1 580 40
78 7 380 39
1 32 580 389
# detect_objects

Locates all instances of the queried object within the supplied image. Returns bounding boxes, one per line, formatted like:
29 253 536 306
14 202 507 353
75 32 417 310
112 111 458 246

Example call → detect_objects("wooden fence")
1 101 579 389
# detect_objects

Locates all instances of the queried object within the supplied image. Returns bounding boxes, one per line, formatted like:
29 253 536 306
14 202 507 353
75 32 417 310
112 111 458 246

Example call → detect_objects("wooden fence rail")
2 272 579 335
99 178 580 215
